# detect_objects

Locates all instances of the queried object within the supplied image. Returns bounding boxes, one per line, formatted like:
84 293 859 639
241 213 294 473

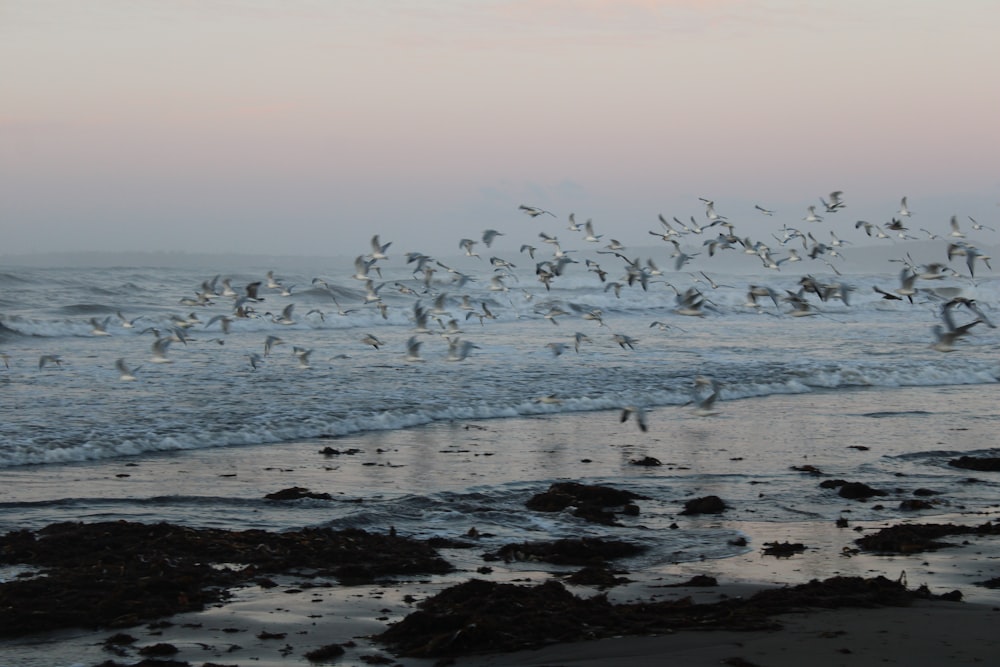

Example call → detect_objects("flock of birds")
5 192 997 431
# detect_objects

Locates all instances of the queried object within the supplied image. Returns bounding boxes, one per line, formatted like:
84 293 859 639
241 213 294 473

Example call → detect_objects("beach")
3 385 1000 666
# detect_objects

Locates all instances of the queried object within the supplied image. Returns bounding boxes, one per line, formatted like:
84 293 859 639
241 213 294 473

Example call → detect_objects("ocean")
2 227 999 599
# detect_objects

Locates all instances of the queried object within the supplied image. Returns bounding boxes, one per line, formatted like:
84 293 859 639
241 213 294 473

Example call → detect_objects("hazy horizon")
2 1 998 258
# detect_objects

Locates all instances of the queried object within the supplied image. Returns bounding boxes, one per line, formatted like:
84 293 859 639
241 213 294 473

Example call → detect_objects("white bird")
38 354 63 370
404 336 425 362
519 204 555 218
803 206 823 223
459 238 480 258
446 337 479 361
482 229 504 247
271 303 295 325
820 190 845 212
949 215 965 238
620 405 648 432
370 234 391 260
897 196 913 217
263 335 284 356
612 333 638 350
115 358 141 381
582 219 603 242
292 346 313 369
969 216 996 232
690 377 722 417
361 333 384 349
546 342 568 357
150 337 173 363
116 311 142 329
89 316 112 336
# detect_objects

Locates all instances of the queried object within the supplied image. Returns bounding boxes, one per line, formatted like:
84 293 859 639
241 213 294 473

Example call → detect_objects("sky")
2 0 999 259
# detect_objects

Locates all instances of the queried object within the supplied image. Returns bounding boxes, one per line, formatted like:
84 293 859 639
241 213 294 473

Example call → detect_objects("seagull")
519 205 556 218
115 358 141 381
931 302 981 352
949 215 965 238
89 316 112 336
248 353 264 370
205 314 233 334
116 311 142 329
370 234 391 260
541 305 570 325
582 219 603 242
271 303 295 325
573 332 592 352
620 405 648 432
263 335 284 356
446 337 479 361
969 216 996 232
38 354 63 370
361 333 384 349
754 204 775 216
150 337 173 363
482 229 504 247
545 342 568 357
292 346 313 369
897 196 913 217
803 205 824 223
612 333 638 350
404 336 425 362
459 238 481 258
820 190 845 212
690 377 722 417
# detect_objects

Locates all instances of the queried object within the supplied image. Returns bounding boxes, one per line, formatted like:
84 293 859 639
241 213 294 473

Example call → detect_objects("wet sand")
3 386 1000 665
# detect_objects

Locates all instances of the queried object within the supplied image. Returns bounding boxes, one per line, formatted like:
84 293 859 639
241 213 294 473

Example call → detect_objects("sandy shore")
4 387 1000 666
455 599 1000 667
4 526 999 667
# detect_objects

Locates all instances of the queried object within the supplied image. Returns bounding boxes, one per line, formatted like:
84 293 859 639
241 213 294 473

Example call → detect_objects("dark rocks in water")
790 464 824 475
948 456 1000 472
304 643 347 661
138 642 180 656
264 486 332 501
630 456 662 466
374 575 950 658
0 521 453 638
839 482 888 499
899 499 935 511
484 537 644 566
680 495 727 515
525 482 648 526
819 480 888 500
855 521 1000 554
761 541 806 557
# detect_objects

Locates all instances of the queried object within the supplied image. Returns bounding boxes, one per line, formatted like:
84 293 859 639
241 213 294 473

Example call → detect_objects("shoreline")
2 514 1000 667
3 385 1000 665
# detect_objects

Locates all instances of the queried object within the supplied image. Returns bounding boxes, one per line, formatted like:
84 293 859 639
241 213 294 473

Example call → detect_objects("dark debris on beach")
374 575 955 658
0 521 452 638
855 520 1000 554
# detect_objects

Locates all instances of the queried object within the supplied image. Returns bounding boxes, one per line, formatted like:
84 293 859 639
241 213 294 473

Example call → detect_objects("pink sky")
2 1 998 257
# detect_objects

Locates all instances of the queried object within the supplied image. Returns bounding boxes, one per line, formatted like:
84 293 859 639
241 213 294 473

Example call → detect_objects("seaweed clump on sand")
855 521 1000 554
0 521 452 638
375 575 951 658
